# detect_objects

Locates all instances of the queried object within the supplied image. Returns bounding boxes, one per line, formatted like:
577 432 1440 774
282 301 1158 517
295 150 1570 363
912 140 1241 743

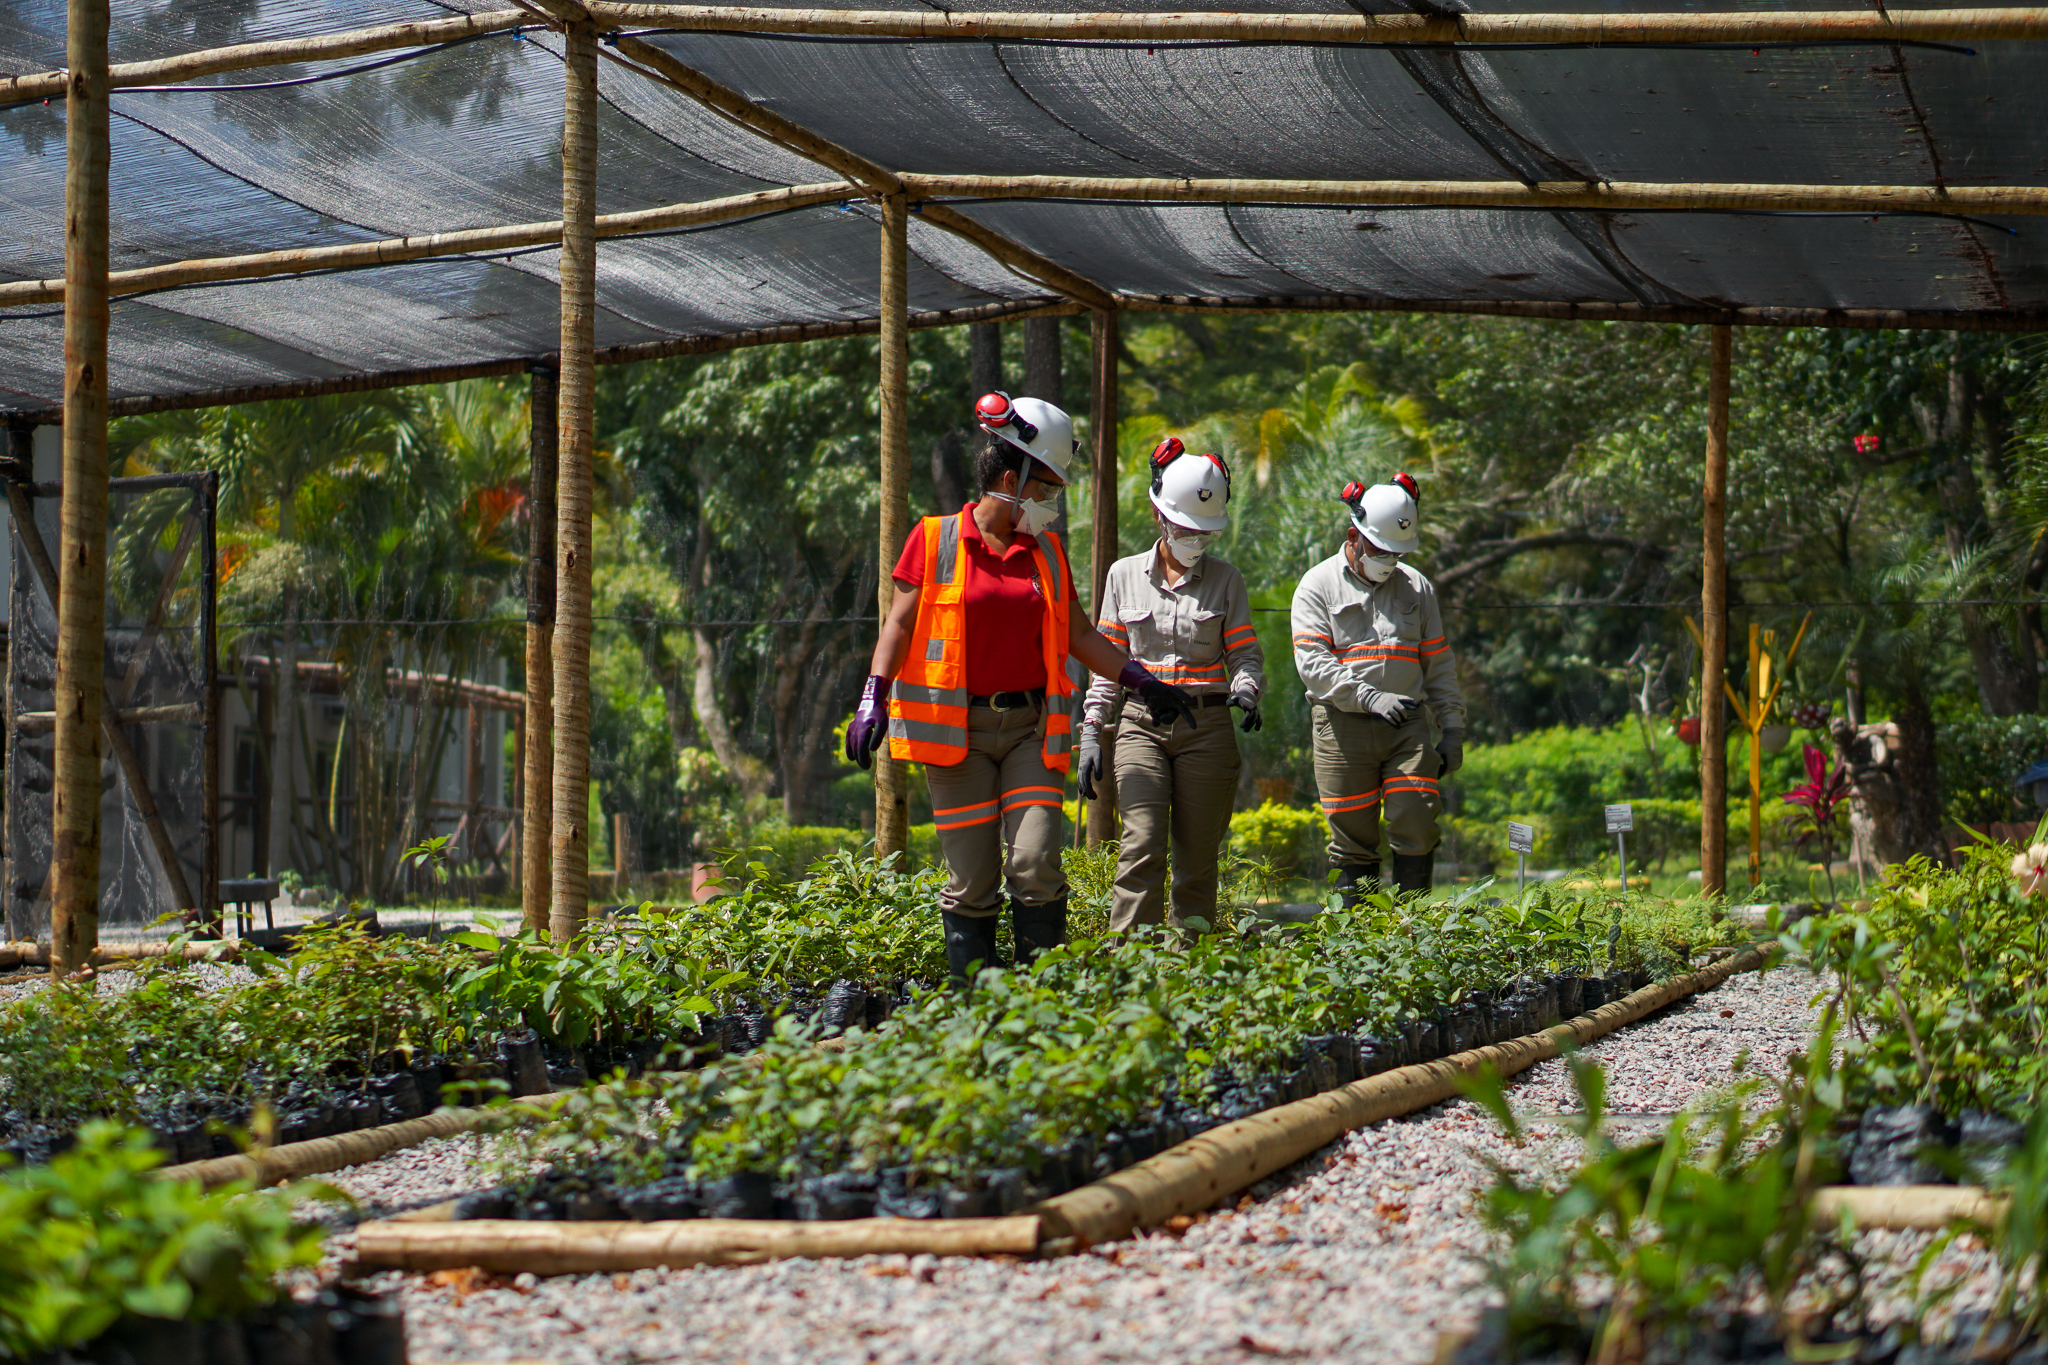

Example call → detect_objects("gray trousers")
1310 703 1442 866
1109 703 1241 932
926 703 1067 918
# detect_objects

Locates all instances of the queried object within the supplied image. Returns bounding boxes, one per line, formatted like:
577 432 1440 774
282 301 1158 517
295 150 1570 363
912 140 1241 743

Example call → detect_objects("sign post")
1605 803 1634 891
1508 821 1534 899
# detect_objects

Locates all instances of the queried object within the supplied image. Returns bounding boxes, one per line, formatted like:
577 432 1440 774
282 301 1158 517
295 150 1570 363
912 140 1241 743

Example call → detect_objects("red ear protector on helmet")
1391 471 1420 504
975 392 1038 445
1150 438 1233 500
1339 479 1367 508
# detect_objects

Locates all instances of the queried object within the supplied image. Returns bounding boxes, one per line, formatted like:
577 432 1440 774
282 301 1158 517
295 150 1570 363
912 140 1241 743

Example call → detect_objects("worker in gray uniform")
1290 474 1466 902
1077 439 1264 933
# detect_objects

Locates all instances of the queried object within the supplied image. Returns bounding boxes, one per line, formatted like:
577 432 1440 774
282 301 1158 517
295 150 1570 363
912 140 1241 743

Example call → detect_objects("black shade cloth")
2 0 2042 412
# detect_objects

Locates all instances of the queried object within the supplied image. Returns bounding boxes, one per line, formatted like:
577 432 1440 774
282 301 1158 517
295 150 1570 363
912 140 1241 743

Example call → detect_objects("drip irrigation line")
620 27 1978 56
219 614 881 628
1249 597 2037 611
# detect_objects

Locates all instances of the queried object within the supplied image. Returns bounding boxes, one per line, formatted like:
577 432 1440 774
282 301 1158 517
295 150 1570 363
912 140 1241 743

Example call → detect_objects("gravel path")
321 961 1943 1365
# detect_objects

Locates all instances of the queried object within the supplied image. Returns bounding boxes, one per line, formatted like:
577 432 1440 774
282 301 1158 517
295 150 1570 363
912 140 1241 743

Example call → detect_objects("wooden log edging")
1810 1185 2005 1231
349 945 1771 1274
355 1215 1042 1273
0 939 242 970
156 1104 505 1190
1031 942 1774 1248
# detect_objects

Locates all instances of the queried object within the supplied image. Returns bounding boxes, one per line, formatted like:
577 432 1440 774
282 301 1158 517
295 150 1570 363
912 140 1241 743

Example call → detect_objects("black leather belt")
970 688 1045 711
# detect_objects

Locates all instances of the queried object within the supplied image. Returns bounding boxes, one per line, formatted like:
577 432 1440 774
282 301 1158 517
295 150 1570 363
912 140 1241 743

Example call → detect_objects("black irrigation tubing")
1248 598 2038 611
619 27 1979 56
220 615 881 628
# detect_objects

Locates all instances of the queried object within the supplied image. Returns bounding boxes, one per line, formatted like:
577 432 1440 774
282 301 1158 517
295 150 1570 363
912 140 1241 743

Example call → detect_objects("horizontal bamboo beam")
0 183 855 308
13 702 201 730
4 298 1081 424
603 35 1118 309
901 173 2048 216
0 10 529 108
1120 294 2048 333
589 4 2048 45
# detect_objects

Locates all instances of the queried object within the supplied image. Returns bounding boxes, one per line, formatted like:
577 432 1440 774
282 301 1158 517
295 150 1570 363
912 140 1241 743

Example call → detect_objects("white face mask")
1350 538 1400 583
1001 489 1060 536
1164 531 1209 565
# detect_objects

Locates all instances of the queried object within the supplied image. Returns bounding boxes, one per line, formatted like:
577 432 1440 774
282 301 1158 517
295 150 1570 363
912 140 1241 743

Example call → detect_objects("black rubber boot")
1334 862 1381 909
943 911 1001 988
1010 896 1069 967
1391 852 1434 898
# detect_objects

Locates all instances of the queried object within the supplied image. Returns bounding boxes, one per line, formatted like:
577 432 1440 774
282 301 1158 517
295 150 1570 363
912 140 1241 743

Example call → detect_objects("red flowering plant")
1783 742 1851 899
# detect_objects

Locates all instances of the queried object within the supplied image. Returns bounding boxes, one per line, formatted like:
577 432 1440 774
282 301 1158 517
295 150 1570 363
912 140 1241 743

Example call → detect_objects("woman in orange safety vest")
846 393 1196 985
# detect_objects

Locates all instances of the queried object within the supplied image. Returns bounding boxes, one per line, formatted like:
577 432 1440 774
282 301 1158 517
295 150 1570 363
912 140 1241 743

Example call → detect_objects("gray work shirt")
1290 551 1467 731
1084 546 1264 729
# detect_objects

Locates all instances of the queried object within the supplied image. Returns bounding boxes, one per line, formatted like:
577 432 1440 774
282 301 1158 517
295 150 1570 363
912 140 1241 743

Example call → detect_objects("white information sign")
1508 822 1535 853
1604 803 1634 834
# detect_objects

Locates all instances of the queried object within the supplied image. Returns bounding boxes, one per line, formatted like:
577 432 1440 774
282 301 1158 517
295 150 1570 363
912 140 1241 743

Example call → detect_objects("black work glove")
1231 688 1262 732
1119 659 1198 731
1076 726 1102 802
1436 729 1465 777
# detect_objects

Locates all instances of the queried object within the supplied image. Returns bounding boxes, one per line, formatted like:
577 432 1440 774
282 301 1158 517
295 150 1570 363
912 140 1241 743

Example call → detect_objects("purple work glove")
1119 659 1198 731
846 674 891 769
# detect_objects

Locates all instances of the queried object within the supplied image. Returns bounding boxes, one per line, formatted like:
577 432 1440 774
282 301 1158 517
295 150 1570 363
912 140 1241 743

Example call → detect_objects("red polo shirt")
893 506 1074 696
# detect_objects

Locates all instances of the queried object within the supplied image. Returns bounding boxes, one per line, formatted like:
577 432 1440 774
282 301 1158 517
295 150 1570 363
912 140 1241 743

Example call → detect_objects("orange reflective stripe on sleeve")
1419 635 1449 656
1223 623 1257 644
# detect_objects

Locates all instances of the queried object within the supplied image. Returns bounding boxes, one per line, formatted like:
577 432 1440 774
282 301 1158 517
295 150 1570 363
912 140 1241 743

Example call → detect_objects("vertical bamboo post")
874 192 912 865
1699 325 1731 900
523 362 557 936
51 0 111 976
1085 310 1119 851
548 22 597 945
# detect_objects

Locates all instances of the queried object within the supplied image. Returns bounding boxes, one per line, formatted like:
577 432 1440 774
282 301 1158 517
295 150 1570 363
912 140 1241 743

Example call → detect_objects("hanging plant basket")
1759 723 1793 753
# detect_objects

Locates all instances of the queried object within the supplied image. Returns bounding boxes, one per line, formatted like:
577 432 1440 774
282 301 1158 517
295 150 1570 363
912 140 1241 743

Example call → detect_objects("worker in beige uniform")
1291 474 1466 903
1077 439 1264 933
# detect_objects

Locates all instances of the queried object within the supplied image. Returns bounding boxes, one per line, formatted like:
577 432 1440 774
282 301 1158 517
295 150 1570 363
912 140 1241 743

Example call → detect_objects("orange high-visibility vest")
889 510 1084 772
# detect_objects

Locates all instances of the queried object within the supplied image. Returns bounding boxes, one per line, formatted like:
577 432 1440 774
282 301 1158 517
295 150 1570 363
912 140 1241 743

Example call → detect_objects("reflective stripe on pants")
1109 702 1241 933
1310 702 1441 864
925 703 1068 917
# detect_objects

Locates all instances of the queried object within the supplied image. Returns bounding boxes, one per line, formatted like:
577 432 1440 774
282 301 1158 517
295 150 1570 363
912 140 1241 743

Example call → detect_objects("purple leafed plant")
1783 741 1851 899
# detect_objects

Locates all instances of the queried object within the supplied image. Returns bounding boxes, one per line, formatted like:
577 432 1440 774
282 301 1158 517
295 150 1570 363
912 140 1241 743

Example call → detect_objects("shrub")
1227 801 1324 879
1938 713 2048 827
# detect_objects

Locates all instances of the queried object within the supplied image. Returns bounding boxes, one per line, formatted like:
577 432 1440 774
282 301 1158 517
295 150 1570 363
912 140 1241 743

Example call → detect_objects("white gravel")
0 958 253 1005
325 960 1975 1365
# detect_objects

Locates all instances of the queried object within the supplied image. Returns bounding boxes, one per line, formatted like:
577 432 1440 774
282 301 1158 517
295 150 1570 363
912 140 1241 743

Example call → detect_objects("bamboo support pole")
588 4 2048 45
899 174 2048 216
874 193 912 865
548 19 599 945
356 1215 1043 1274
51 0 112 971
0 183 854 309
1085 310 1119 850
523 363 558 938
1700 326 1730 898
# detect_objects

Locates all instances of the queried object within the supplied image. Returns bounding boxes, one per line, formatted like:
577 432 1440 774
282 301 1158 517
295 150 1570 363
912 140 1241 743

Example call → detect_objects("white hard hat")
1341 474 1420 555
976 392 1076 485
1147 437 1230 532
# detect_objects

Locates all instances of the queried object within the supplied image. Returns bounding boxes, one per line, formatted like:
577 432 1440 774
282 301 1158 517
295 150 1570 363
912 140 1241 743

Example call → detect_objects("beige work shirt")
1290 551 1467 731
1084 547 1264 729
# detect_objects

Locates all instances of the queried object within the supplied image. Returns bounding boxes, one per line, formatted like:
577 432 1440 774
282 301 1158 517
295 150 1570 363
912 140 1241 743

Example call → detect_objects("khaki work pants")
926 703 1067 918
1311 703 1442 866
1109 703 1241 932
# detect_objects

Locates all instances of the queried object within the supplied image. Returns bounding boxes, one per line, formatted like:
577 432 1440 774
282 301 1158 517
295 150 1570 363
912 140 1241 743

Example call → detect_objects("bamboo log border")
348 944 1774 1274
0 938 239 969
1810 1185 2005 1230
589 4 2048 45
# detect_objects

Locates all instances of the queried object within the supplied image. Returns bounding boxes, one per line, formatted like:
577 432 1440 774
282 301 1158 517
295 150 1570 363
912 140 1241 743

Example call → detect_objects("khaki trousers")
926 703 1067 918
1109 703 1241 932
1310 703 1442 866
